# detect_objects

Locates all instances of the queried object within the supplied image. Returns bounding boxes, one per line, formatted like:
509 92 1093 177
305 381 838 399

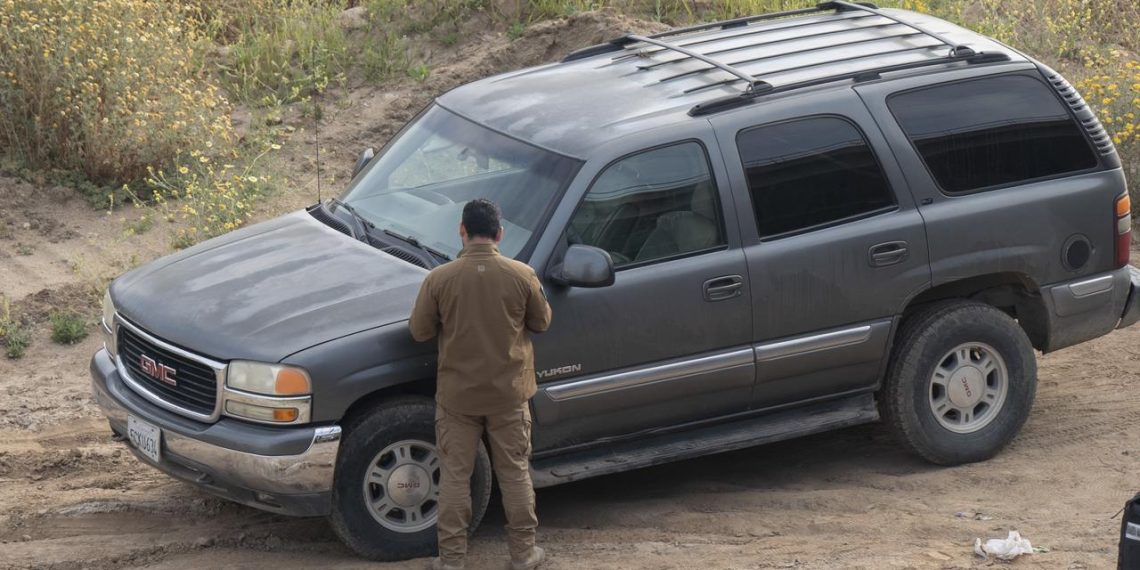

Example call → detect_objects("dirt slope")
2 9 1139 570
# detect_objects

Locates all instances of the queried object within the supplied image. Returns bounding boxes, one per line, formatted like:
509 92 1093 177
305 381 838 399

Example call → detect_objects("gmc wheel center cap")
387 464 430 507
947 366 985 408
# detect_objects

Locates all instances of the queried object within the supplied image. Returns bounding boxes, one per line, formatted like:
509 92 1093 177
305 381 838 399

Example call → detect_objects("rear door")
855 66 1119 289
710 89 931 408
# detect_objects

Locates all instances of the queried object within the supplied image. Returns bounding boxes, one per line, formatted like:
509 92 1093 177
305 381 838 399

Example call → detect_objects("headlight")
226 361 312 396
224 361 312 424
101 289 117 356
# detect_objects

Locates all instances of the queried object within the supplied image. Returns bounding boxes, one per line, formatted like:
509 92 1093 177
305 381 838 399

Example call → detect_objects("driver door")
529 140 755 451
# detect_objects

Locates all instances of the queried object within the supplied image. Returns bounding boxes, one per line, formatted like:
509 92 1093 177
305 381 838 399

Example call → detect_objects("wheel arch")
900 272 1048 351
339 379 437 437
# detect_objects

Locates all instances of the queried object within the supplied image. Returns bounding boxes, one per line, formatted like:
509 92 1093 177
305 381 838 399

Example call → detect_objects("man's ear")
459 223 468 240
494 226 504 243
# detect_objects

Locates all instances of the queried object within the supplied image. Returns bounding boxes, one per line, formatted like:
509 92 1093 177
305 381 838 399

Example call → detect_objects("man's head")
460 198 503 245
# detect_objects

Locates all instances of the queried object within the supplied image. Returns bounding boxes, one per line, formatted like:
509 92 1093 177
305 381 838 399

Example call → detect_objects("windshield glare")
342 106 580 259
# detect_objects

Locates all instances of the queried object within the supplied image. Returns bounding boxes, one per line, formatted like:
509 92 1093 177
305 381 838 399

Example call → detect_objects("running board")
530 393 878 488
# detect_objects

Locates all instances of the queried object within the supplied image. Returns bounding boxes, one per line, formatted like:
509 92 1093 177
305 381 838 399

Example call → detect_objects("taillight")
1115 194 1132 268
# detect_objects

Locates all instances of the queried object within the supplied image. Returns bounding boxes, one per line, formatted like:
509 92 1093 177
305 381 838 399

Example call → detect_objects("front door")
711 91 931 409
529 139 754 451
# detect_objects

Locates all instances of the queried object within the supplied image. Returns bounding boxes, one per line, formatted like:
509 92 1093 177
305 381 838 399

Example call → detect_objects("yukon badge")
537 364 582 379
139 354 178 387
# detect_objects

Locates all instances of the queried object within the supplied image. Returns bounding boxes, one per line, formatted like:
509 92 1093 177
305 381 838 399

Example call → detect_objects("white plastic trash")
974 530 1034 560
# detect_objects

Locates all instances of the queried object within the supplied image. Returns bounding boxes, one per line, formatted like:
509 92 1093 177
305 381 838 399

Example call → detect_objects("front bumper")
90 348 339 517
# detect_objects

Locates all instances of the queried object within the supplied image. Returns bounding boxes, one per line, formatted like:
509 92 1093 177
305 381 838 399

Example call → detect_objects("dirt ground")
2 9 1140 570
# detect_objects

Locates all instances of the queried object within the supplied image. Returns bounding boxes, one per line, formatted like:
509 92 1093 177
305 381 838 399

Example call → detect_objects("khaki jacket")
409 242 552 415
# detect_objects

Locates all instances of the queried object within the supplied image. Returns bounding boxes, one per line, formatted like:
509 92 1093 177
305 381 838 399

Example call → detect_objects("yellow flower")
179 166 189 174
199 156 209 163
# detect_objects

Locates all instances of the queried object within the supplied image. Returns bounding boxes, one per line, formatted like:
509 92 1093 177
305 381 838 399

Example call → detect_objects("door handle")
703 275 744 302
868 241 909 267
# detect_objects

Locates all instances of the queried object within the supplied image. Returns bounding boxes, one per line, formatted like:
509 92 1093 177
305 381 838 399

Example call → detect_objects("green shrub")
49 311 88 345
4 327 30 359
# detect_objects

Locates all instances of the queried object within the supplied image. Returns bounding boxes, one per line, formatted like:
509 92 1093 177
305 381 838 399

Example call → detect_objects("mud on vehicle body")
91 1 1138 561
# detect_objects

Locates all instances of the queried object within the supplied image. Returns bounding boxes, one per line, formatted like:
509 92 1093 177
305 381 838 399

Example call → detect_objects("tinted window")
568 142 725 267
889 74 1099 194
737 117 896 238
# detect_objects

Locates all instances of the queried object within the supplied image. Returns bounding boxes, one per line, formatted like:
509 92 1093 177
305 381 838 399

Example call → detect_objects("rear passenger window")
737 116 896 239
888 74 1099 194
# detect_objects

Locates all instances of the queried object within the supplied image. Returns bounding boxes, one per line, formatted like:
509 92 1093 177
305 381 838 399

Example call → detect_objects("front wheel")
329 396 493 561
881 301 1037 465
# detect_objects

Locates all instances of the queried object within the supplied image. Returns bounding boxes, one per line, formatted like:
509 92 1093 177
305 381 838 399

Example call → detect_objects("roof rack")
563 1 880 63
622 34 773 93
689 51 1010 117
560 0 1010 117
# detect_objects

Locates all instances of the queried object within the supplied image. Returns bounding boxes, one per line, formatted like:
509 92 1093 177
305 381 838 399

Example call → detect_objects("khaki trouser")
435 402 536 563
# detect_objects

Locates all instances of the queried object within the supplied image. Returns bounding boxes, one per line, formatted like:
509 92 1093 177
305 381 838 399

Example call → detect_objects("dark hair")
462 198 501 239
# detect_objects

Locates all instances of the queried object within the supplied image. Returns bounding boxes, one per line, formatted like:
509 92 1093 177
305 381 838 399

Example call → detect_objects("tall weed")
0 0 234 185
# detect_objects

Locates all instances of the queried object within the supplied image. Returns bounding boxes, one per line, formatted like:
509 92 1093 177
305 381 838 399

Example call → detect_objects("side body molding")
751 319 894 406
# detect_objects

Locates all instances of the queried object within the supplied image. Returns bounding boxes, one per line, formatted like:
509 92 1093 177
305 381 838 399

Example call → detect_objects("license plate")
127 414 162 463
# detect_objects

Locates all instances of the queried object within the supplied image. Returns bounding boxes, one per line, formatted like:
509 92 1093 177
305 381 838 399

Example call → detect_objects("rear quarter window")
888 74 1099 194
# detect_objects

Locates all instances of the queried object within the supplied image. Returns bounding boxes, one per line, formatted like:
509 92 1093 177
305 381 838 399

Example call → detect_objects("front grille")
118 325 219 416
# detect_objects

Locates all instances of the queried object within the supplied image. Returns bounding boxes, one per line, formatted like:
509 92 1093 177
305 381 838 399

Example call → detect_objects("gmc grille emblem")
139 354 177 386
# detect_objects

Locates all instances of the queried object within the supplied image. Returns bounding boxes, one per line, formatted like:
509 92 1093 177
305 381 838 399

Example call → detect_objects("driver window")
568 142 725 267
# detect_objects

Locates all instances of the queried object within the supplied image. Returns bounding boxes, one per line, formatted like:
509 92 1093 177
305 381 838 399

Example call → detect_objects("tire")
881 301 1037 465
329 396 493 561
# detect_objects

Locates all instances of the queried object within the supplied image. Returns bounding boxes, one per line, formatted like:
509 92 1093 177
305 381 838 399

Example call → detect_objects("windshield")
342 105 581 259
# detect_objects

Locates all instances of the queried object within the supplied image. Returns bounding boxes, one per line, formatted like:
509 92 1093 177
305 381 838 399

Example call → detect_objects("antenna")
314 99 323 204
310 41 323 205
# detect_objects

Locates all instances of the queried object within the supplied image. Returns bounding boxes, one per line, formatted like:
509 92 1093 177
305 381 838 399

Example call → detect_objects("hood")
112 211 427 362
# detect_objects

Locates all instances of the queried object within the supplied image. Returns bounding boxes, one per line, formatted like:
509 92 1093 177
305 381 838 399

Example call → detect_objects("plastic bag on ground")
974 530 1034 560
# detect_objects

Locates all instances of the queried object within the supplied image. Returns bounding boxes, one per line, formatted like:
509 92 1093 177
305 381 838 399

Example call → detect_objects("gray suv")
91 1 1140 561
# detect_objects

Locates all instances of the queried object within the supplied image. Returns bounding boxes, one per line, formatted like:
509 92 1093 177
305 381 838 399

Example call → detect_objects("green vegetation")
49 311 88 345
0 297 30 359
0 0 1136 251
4 327 30 359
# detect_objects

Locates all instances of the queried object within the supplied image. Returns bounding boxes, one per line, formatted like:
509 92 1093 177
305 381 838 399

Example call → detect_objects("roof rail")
623 34 773 93
561 0 1002 113
562 2 880 63
827 0 975 57
689 51 1010 117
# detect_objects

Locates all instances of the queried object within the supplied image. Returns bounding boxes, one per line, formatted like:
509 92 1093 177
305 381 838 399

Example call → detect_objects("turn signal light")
275 368 310 396
225 400 300 423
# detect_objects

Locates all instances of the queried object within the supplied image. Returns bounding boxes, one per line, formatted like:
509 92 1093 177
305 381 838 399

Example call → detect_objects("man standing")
409 198 552 570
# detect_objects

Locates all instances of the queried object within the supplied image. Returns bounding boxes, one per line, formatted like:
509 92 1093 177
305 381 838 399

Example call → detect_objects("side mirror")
352 147 375 179
550 245 615 288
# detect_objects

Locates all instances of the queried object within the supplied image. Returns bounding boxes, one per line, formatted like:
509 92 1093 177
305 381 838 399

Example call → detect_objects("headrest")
691 182 716 220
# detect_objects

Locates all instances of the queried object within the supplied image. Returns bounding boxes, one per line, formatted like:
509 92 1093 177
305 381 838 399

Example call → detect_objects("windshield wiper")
383 228 452 262
326 198 374 238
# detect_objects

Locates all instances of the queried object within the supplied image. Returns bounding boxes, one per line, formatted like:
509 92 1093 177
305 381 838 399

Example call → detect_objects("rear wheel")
329 396 493 561
881 301 1037 465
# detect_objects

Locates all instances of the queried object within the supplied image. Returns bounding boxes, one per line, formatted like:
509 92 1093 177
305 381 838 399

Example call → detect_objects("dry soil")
2 10 1139 570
